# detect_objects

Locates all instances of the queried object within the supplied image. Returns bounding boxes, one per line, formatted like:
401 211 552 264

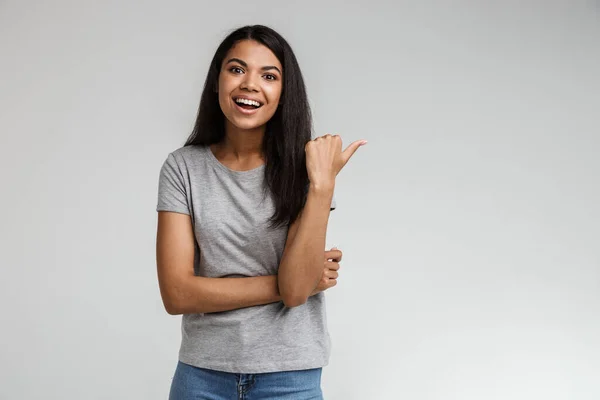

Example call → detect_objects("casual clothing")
156 144 336 374
168 360 323 400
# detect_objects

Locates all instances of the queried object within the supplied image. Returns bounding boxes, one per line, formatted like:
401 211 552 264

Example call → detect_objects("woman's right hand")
311 248 343 296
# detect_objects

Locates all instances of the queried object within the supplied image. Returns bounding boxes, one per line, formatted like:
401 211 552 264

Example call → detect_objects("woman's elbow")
278 276 309 307
163 297 184 315
160 287 188 315
282 293 308 308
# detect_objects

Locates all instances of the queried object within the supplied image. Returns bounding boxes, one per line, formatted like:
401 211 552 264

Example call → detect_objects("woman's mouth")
233 97 262 115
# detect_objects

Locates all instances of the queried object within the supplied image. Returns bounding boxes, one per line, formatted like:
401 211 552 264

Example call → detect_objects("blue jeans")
169 361 324 399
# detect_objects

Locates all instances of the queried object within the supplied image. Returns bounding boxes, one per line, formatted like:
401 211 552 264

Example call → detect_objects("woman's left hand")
305 134 367 190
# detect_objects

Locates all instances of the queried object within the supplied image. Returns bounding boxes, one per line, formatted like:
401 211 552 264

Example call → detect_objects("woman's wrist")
308 181 335 197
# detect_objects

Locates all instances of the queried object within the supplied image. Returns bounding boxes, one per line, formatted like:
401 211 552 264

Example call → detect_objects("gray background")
1 1 598 399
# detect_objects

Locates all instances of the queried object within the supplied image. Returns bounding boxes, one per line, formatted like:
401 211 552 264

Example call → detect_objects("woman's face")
217 40 283 132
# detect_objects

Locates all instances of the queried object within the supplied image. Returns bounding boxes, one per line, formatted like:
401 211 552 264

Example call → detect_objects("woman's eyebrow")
262 65 282 74
226 58 281 75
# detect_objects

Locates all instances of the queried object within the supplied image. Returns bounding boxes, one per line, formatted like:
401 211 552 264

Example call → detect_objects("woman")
156 25 366 399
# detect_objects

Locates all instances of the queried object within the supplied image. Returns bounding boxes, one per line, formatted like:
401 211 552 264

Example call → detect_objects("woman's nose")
240 74 259 91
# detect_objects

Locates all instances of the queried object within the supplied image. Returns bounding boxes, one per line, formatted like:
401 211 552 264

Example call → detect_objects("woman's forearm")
165 274 281 315
277 184 334 307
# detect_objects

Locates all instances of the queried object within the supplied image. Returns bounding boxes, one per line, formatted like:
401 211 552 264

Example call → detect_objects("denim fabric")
169 361 324 400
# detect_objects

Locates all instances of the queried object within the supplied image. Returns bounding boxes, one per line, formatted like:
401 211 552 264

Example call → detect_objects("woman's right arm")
156 211 283 315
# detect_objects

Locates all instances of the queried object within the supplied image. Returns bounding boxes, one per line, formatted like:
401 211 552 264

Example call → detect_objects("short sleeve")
156 153 190 215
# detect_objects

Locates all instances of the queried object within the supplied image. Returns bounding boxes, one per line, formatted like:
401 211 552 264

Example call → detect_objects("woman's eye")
264 74 276 81
230 67 243 74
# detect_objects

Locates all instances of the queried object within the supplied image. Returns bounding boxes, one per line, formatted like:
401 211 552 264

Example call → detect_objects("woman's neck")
211 122 266 170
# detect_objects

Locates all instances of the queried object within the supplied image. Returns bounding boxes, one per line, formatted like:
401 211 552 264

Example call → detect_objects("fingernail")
360 140 368 146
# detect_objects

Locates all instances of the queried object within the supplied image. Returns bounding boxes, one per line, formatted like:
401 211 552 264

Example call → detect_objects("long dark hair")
184 25 312 229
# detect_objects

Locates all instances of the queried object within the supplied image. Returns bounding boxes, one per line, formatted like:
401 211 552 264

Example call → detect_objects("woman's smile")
232 95 263 115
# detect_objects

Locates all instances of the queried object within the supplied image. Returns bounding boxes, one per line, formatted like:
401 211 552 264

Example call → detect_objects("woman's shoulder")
163 144 209 166
159 145 211 179
168 144 207 159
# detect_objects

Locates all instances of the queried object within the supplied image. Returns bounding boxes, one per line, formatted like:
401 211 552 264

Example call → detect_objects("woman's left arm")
277 184 335 307
277 134 366 307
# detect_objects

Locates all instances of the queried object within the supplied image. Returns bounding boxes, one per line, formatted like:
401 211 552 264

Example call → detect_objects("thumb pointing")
341 140 367 166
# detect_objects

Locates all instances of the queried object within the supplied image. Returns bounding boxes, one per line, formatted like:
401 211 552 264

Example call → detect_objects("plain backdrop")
1 1 598 399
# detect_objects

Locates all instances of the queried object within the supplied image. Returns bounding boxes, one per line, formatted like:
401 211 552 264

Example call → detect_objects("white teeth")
235 98 261 107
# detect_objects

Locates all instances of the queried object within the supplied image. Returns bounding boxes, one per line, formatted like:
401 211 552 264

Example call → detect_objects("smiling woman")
218 42 283 131
156 24 365 400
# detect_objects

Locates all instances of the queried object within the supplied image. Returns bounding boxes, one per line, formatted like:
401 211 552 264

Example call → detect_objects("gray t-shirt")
156 144 336 374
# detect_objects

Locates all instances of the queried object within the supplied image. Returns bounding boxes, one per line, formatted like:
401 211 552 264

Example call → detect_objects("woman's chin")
227 118 267 132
